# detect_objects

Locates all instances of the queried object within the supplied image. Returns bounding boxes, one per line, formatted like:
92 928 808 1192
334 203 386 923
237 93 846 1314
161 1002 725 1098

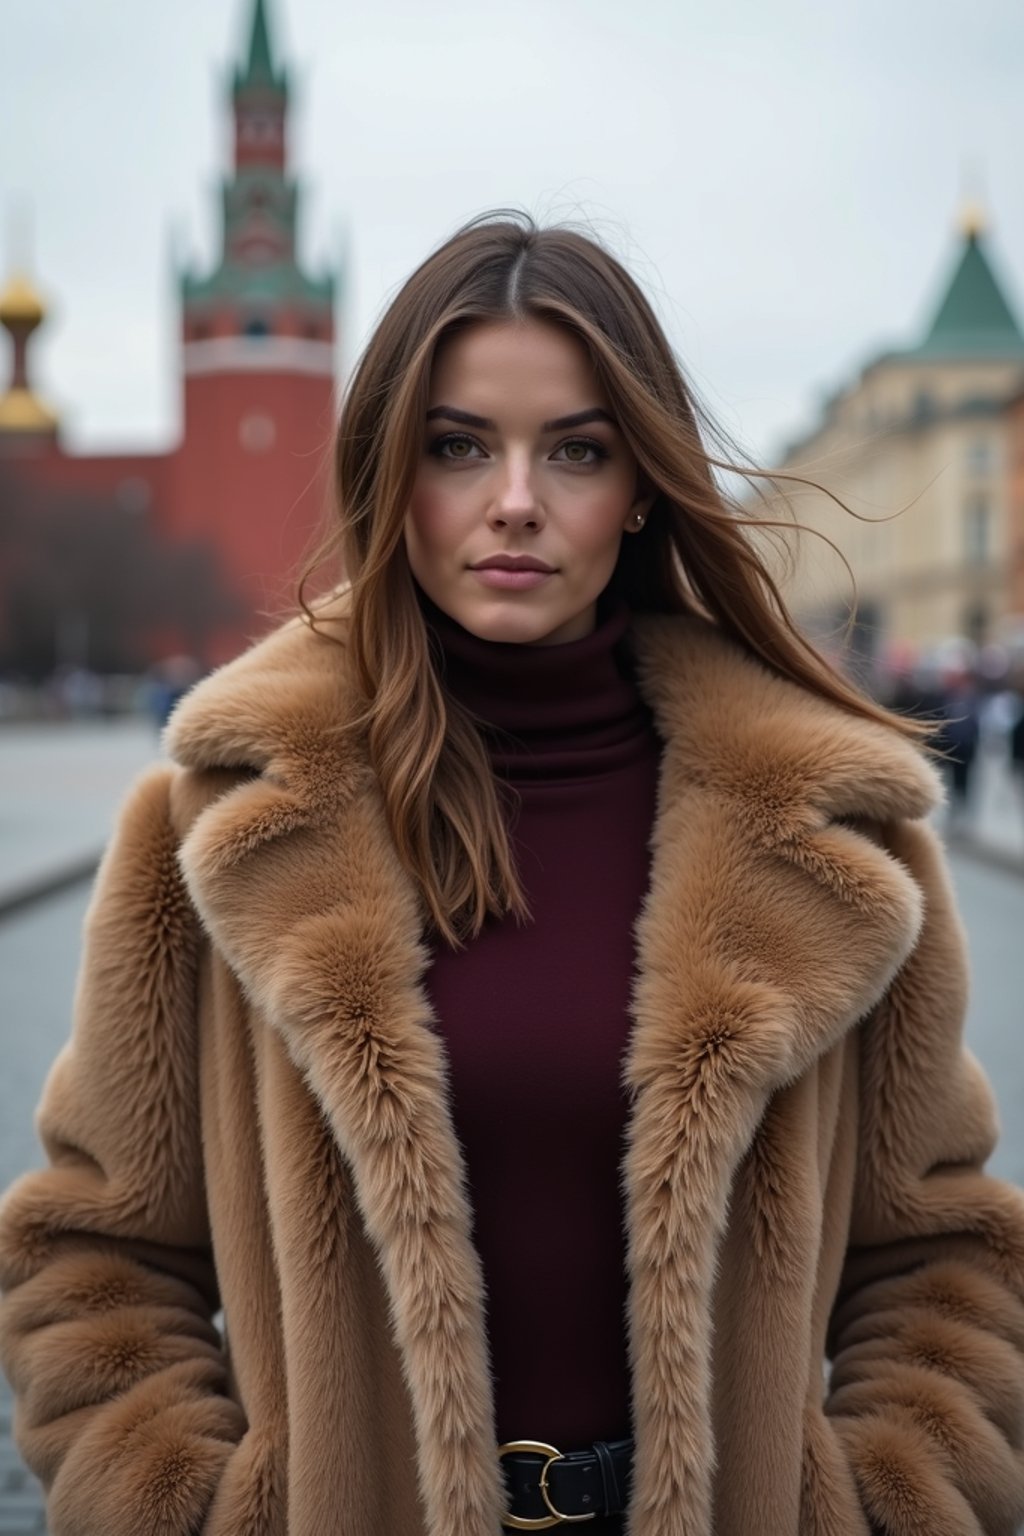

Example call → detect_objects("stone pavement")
0 718 163 915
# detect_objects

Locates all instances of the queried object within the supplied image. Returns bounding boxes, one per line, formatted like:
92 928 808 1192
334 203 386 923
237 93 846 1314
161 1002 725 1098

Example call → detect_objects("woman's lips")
471 568 554 590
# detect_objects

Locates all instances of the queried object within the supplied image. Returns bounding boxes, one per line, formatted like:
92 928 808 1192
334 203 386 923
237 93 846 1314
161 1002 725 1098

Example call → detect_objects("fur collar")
166 586 940 831
163 589 942 1536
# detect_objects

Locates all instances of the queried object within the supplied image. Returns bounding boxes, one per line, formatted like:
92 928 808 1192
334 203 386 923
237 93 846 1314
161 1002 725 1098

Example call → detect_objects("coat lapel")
167 600 508 1535
165 594 942 1536
617 615 938 1534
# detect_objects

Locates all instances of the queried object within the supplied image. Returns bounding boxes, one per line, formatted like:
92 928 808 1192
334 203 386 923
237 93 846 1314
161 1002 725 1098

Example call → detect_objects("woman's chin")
460 602 589 645
463 614 552 646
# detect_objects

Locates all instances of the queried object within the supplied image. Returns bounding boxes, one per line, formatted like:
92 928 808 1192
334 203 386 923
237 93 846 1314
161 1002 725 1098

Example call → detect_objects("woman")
2 212 1023 1536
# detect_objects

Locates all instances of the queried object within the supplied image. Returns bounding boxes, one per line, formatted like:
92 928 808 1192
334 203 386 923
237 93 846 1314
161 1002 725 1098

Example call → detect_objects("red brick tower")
173 0 337 663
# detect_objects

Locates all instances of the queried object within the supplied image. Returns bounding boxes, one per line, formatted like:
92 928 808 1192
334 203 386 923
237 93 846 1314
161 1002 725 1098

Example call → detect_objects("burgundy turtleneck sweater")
416 582 663 1449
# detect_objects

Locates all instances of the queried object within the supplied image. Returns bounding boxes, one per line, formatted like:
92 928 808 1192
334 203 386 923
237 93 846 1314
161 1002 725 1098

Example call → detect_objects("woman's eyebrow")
424 406 617 431
542 408 617 431
425 406 495 429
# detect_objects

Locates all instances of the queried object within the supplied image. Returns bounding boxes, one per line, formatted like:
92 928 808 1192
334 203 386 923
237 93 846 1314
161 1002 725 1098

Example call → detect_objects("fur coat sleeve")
821 818 1024 1533
0 765 246 1534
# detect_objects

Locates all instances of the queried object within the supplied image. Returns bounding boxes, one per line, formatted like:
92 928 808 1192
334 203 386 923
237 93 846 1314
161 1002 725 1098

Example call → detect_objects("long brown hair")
299 209 934 948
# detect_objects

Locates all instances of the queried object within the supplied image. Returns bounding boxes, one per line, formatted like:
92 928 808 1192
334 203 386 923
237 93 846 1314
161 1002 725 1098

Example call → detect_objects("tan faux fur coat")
2 591 1024 1536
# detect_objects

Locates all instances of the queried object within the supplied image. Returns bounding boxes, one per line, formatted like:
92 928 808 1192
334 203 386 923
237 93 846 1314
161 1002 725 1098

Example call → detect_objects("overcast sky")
3 0 1023 467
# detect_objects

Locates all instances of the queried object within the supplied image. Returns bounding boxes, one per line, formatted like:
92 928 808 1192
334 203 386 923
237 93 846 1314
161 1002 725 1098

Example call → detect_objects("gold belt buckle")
497 1439 598 1528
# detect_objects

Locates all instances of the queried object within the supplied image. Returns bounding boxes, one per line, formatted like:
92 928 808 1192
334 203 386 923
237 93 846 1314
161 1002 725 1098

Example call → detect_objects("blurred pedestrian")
2 212 1023 1536
145 653 202 732
1010 673 1024 831
934 668 981 830
48 663 104 719
878 645 945 744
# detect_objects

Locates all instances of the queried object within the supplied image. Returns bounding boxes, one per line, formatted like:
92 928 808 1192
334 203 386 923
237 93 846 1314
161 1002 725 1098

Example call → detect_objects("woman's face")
404 317 652 645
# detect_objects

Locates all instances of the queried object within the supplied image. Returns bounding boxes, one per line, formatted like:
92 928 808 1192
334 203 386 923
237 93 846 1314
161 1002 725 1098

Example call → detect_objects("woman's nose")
491 455 542 526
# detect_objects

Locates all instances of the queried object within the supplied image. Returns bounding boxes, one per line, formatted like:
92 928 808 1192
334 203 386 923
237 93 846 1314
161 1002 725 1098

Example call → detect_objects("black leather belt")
497 1436 633 1528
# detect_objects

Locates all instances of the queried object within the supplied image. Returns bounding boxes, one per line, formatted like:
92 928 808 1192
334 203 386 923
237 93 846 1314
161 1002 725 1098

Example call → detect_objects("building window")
967 436 992 475
963 602 988 646
911 389 935 423
964 495 990 564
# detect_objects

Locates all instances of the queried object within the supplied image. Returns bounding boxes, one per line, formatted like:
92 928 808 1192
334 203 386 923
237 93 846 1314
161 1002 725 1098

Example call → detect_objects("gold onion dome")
0 387 57 431
0 271 47 327
0 268 58 433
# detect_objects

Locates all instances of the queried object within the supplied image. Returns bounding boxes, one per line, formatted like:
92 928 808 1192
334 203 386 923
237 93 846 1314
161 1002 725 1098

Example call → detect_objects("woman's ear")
625 477 657 532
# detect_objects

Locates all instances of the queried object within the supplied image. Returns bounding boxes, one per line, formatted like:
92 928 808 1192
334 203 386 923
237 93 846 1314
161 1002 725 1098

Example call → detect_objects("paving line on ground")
0 856 103 923
945 832 1024 880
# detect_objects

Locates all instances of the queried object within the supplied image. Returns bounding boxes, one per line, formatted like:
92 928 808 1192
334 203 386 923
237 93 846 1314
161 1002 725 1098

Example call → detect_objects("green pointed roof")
234 0 286 95
181 172 334 309
912 214 1024 360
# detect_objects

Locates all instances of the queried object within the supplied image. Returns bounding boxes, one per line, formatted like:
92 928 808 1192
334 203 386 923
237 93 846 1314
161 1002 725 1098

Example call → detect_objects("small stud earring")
634 512 645 528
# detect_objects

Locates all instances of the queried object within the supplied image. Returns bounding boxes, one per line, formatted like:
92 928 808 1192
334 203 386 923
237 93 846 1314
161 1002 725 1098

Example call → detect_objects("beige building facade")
772 207 1024 675
1007 387 1024 624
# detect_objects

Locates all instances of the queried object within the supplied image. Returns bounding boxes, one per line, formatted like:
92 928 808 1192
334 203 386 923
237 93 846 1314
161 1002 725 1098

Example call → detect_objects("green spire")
234 0 286 94
915 207 1024 359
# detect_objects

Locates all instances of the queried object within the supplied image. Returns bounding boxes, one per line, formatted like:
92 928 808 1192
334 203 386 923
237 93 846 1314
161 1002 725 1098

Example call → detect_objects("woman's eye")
553 438 607 466
431 433 483 461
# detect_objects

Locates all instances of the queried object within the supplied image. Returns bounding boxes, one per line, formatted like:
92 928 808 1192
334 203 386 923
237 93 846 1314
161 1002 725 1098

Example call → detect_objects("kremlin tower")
173 0 336 647
0 0 337 673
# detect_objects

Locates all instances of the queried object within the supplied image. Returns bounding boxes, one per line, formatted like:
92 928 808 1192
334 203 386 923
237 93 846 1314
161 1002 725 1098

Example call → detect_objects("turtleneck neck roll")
414 579 664 1455
415 581 655 780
